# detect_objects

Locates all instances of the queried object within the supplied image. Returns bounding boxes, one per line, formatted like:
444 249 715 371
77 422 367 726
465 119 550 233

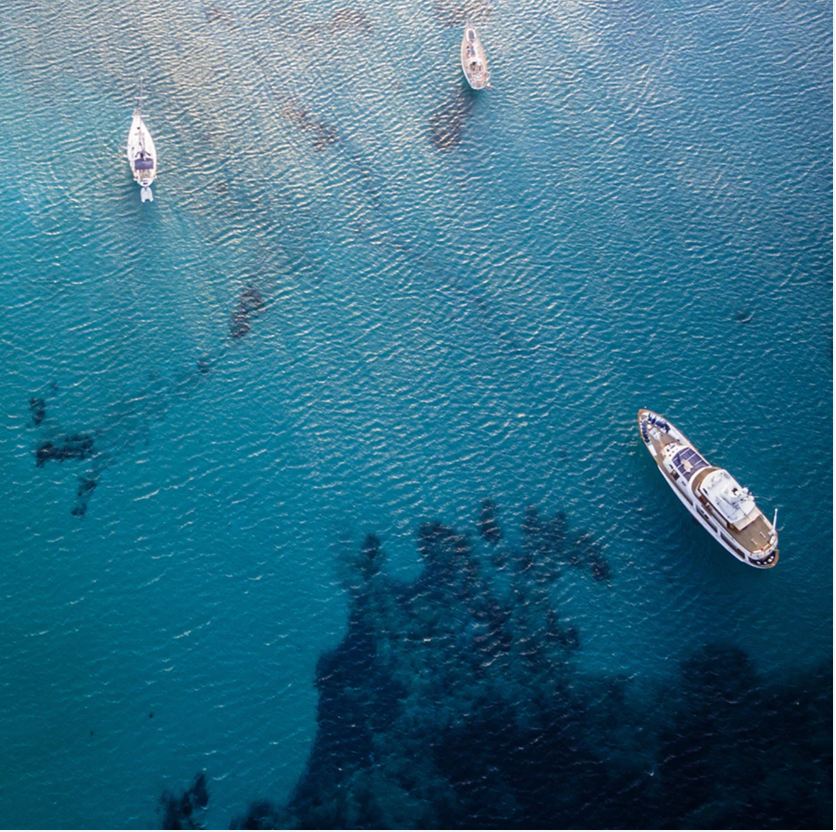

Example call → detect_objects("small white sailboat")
126 83 157 203
461 23 491 90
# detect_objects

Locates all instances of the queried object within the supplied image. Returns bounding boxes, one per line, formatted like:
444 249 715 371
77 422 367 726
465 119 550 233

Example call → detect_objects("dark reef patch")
429 86 476 150
478 498 502 544
275 508 622 828
28 270 259 516
653 645 833 829
433 0 493 29
35 433 95 467
280 98 338 152
570 531 611 582
229 285 265 340
219 504 830 829
263 83 381 207
230 800 285 830
28 358 211 516
328 7 372 35
70 476 98 517
191 773 209 810
159 773 209 830
205 3 235 27
29 396 46 426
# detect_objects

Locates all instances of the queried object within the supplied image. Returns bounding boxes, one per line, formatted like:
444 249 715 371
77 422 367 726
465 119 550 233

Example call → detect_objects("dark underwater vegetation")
429 86 477 151
327 7 372 36
280 98 339 153
0 0 829 827
28 395 46 427
35 432 96 468
205 4 373 39
28 280 268 516
433 0 493 30
229 285 266 340
160 773 210 830
154 504 829 829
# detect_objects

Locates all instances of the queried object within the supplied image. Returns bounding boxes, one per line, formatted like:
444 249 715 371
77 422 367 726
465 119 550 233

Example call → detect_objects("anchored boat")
461 23 490 90
638 409 779 568
126 84 157 202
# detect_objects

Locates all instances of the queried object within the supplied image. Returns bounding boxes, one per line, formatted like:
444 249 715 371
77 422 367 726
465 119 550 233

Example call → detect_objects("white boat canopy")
699 469 758 528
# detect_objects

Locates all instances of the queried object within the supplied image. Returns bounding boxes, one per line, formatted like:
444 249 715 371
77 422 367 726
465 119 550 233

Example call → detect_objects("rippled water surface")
0 0 831 828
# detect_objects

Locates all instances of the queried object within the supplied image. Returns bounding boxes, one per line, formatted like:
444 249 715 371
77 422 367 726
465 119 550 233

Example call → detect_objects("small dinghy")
461 23 491 90
126 84 157 203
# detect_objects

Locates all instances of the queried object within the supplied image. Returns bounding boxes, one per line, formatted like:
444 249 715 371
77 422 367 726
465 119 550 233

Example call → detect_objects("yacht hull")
638 409 778 568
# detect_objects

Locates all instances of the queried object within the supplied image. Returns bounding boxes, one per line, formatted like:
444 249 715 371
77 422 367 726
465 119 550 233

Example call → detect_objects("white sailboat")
461 23 491 90
126 83 157 202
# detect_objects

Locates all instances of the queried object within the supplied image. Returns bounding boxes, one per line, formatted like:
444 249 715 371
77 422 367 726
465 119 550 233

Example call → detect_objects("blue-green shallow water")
0 0 831 827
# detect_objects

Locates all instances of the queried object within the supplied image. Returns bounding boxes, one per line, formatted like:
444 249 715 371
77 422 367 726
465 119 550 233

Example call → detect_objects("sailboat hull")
461 25 490 90
127 111 157 198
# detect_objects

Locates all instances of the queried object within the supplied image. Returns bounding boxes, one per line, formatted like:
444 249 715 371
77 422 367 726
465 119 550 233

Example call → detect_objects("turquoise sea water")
0 0 831 828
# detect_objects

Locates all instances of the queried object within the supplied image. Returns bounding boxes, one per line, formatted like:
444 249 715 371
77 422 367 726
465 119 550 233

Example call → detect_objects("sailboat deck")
461 28 489 90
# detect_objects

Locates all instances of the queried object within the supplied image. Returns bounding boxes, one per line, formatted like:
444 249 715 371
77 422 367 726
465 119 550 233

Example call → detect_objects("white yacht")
638 409 779 568
126 85 157 202
461 23 491 90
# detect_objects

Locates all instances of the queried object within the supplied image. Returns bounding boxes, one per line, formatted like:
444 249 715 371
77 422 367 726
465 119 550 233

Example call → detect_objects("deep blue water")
0 0 831 828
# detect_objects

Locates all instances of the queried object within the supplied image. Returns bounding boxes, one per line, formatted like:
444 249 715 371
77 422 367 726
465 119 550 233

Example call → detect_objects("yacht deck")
640 411 777 562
